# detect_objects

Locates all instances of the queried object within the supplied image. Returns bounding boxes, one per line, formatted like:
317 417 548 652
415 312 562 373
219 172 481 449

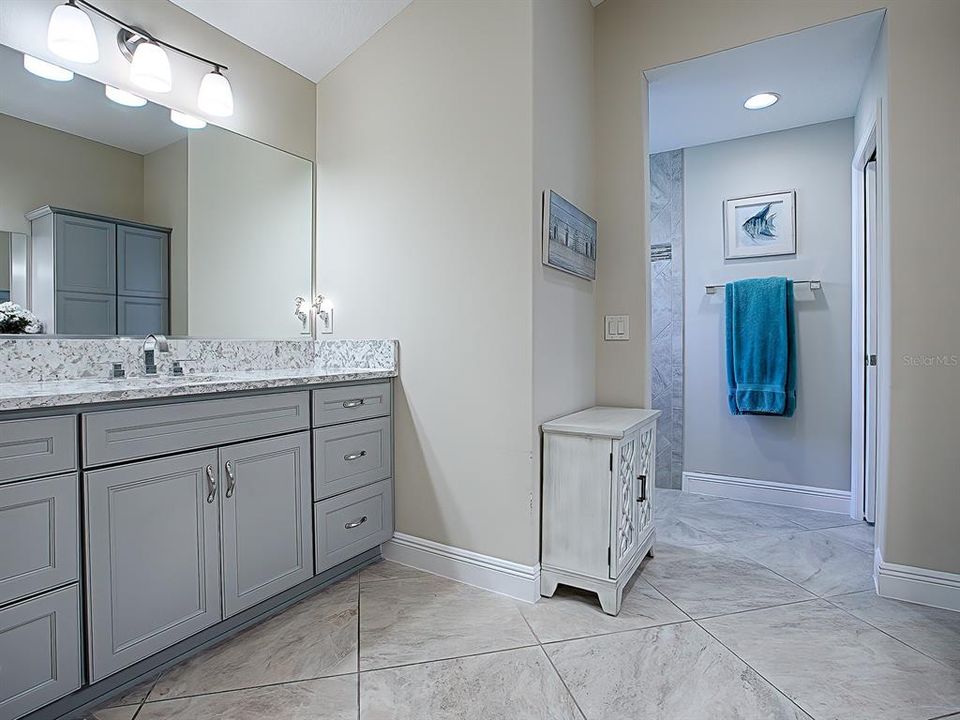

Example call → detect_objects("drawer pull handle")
345 516 367 530
205 464 217 503
637 474 647 503
224 460 236 498
344 450 367 462
342 399 365 409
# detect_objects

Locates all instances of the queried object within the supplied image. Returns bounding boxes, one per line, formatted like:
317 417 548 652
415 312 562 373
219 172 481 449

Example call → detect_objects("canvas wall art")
542 190 597 280
723 190 796 259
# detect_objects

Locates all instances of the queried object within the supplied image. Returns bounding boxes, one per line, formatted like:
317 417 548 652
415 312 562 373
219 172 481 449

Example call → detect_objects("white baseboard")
381 533 541 604
875 547 960 612
682 471 851 514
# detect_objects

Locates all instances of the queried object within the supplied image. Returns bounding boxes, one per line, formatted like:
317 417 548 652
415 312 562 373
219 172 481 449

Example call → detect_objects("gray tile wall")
649 150 684 489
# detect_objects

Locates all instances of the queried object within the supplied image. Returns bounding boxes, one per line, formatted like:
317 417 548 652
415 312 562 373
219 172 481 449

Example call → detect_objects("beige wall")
143 139 188 336
188 128 312 339
0 0 316 160
0 113 144 235
317 0 537 565
595 0 960 575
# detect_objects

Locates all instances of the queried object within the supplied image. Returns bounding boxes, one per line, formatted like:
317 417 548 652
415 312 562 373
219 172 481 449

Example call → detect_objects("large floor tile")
817 523 875 554
545 621 810 719
139 676 357 720
99 675 159 708
702 599 960 720
361 646 582 720
520 573 688 643
640 543 815 618
830 590 960 670
359 572 537 670
360 559 430 584
149 577 358 700
736 531 875 597
776 506 861 531
82 707 139 720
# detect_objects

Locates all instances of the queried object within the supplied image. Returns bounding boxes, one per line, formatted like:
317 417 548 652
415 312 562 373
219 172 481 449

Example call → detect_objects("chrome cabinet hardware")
344 516 367 529
341 399 364 409
224 460 236 498
205 464 217 503
343 450 367 462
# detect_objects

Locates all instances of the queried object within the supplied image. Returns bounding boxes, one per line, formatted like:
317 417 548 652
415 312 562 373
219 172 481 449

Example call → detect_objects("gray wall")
649 150 683 489
683 119 853 491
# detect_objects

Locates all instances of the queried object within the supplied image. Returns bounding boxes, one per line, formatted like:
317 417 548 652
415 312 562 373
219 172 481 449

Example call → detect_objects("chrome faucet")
142 334 169 376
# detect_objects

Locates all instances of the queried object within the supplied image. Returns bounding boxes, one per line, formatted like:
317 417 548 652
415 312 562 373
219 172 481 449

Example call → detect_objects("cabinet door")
219 433 312 618
85 450 221 681
56 291 116 335
117 225 168 297
609 429 641 578
635 425 656 537
117 295 169 336
0 585 81 720
54 214 116 294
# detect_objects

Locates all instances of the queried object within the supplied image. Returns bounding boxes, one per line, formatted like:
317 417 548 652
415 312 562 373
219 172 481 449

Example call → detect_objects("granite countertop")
0 366 398 412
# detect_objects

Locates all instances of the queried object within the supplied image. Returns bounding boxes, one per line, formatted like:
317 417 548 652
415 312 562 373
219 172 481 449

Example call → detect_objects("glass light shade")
23 54 74 82
47 2 99 63
130 41 172 93
105 85 146 107
197 70 233 117
170 109 206 129
743 92 780 110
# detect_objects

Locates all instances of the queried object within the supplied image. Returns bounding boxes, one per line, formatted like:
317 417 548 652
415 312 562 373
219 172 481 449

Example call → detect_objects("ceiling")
0 43 185 155
169 0 412 83
646 10 884 154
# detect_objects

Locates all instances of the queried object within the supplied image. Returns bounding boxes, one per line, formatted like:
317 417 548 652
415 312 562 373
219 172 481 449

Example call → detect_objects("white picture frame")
723 190 796 259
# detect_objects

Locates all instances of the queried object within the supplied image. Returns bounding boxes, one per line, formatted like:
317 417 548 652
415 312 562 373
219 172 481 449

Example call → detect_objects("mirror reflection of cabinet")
26 207 170 336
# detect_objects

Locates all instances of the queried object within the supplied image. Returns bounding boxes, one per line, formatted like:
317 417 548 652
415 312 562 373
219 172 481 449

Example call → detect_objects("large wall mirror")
0 41 314 338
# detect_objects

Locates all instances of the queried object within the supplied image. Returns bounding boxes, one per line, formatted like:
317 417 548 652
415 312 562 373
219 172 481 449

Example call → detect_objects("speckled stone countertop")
0 338 398 412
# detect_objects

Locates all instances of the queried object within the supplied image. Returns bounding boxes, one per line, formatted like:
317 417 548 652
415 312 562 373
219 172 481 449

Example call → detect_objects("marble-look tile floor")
81 490 960 720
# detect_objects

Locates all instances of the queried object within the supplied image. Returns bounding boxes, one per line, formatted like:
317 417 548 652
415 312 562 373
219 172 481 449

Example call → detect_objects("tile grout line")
359 643 544 675
537 645 588 720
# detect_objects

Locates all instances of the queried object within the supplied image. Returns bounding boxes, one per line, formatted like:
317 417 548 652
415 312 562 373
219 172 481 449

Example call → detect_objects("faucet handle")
108 361 126 379
171 358 199 377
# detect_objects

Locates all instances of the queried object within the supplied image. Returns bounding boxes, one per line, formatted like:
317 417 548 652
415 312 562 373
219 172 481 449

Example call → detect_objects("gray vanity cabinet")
117 296 169 336
85 450 223 681
117 225 169 298
219 433 313 618
53 215 116 295
55 291 118 336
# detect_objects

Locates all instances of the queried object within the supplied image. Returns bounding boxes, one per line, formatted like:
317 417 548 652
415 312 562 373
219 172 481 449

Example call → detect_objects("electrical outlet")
604 315 630 341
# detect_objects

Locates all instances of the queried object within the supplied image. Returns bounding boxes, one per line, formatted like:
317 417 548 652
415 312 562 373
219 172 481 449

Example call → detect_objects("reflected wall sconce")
294 295 334 335
45 0 234 116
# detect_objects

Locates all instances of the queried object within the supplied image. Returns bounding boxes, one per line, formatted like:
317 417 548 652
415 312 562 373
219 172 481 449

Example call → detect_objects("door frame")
850 99 886 523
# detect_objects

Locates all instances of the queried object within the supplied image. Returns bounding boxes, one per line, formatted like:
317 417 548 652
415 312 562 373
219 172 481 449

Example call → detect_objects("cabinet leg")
647 544 656 558
540 575 559 598
597 588 621 616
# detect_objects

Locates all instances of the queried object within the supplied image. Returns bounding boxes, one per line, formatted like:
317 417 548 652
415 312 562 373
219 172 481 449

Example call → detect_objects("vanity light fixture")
314 295 334 335
198 68 234 117
23 54 74 82
170 109 206 129
743 92 780 110
129 40 172 93
105 85 146 107
47 0 99 63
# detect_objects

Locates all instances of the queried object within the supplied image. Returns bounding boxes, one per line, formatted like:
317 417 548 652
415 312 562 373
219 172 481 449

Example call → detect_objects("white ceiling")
0 43 185 155
169 0 412 82
646 10 884 154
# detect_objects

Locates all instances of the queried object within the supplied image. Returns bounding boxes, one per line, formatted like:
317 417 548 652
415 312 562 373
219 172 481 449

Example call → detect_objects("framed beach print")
542 190 597 280
723 190 796 260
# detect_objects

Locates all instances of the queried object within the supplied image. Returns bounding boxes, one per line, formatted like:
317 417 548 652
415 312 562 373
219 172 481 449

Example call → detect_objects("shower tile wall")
650 150 684 489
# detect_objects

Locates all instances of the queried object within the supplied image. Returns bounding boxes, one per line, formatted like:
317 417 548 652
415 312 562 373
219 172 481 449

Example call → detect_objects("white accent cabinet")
541 407 659 615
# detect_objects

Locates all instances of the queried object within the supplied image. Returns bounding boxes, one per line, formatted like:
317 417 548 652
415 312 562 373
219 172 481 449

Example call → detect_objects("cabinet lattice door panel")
636 427 655 536
611 429 640 578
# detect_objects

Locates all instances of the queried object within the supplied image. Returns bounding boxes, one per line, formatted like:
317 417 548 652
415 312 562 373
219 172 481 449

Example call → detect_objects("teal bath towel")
725 277 796 416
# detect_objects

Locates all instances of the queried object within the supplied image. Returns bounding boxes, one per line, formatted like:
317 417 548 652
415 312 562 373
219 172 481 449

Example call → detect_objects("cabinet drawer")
313 417 391 500
314 478 393 573
83 391 310 467
312 382 391 427
0 474 79 607
0 415 76 484
0 585 82 720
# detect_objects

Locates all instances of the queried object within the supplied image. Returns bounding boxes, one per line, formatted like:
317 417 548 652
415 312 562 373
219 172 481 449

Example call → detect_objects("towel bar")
705 279 821 295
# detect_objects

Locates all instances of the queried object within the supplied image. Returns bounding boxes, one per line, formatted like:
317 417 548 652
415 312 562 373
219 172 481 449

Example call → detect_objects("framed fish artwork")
723 190 796 259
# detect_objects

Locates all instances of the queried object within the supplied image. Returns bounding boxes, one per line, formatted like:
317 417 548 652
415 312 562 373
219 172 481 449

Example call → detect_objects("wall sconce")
294 295 334 335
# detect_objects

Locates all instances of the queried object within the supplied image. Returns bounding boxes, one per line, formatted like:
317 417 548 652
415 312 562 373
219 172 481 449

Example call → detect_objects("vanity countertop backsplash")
0 338 398 410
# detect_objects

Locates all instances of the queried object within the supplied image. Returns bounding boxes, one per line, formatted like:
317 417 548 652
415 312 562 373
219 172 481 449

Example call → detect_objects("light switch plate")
604 314 630 341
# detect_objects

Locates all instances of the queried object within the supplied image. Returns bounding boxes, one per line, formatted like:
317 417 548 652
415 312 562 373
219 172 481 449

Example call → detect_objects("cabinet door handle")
344 450 367 462
205 464 217 503
224 460 236 498
344 516 367 530
342 399 364 409
637 474 647 503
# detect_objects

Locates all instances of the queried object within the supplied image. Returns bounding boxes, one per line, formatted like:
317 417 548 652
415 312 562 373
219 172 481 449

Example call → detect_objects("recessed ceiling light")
170 109 206 129
23 54 74 82
105 85 146 107
744 92 780 110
